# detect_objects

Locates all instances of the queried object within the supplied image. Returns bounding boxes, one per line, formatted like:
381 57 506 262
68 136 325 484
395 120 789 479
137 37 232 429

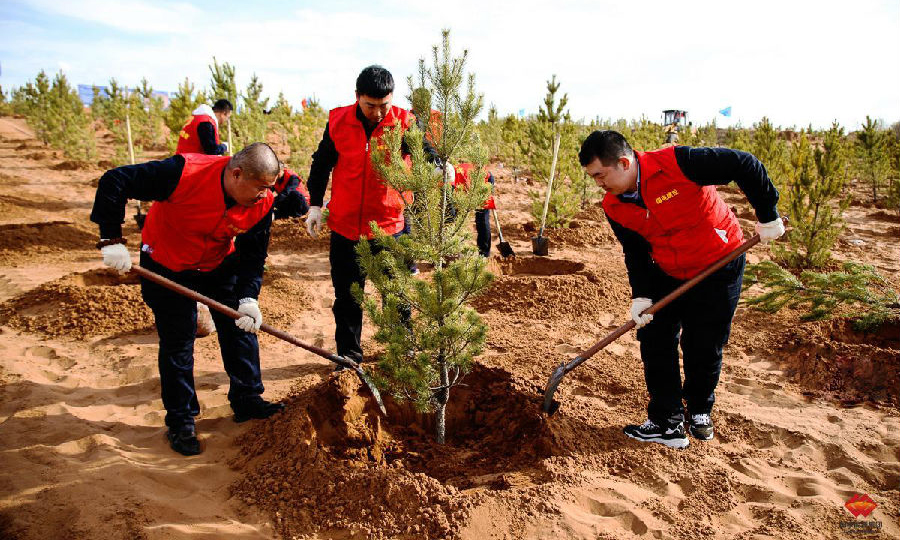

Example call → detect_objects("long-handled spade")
532 132 562 256
492 207 515 258
541 218 786 415
130 265 387 415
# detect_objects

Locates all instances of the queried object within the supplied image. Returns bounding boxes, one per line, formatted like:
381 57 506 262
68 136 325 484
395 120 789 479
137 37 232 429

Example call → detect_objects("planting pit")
232 364 603 540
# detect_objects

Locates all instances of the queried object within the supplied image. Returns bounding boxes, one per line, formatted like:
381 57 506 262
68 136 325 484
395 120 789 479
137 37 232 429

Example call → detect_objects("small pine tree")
855 116 889 204
355 29 493 444
744 260 899 331
500 114 528 180
527 75 586 227
22 71 96 162
0 85 10 115
750 117 790 196
775 124 850 268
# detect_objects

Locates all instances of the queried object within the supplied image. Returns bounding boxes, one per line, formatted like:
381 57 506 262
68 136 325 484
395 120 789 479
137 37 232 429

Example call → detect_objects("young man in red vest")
579 130 784 449
304 65 419 365
175 99 233 156
273 162 311 219
90 143 284 456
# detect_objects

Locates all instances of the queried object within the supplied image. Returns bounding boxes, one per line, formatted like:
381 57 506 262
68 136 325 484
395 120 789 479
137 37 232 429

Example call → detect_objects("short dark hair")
579 130 634 167
230 142 280 180
356 65 394 99
212 99 233 113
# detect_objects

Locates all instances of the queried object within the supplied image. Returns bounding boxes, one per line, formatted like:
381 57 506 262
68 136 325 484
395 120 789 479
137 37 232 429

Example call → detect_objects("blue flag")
719 106 732 117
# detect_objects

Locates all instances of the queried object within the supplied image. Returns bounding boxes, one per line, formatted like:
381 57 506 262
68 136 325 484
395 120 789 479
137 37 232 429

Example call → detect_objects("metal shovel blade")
531 235 549 256
497 241 515 258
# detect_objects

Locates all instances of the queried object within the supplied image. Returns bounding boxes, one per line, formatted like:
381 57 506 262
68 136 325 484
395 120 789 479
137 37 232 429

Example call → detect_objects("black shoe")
232 397 285 423
167 425 201 456
624 419 689 449
688 413 714 441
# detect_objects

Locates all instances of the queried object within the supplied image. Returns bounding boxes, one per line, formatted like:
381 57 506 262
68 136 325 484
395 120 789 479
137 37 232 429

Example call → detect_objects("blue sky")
1 0 898 130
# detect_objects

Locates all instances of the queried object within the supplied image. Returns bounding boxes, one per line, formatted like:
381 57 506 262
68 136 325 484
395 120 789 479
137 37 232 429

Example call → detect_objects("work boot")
232 396 285 423
623 419 689 449
167 424 201 456
688 413 714 441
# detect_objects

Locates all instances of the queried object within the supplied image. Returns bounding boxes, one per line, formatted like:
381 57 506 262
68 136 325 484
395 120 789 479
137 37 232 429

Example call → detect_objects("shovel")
492 208 515 258
541 218 786 415
130 265 387 415
532 132 561 256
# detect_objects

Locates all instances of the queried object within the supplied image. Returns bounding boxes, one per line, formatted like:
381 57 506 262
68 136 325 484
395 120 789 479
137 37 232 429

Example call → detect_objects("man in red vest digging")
273 162 311 220
90 143 284 456
304 65 419 366
579 130 784 449
175 98 233 156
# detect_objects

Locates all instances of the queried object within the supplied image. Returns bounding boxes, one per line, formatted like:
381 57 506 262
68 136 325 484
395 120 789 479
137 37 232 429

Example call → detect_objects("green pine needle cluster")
354 30 493 442
743 260 899 331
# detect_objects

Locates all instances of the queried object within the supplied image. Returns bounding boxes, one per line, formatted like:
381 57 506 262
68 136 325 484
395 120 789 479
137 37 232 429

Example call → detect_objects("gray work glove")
100 243 131 274
755 218 785 243
305 206 323 238
235 298 263 333
630 297 654 329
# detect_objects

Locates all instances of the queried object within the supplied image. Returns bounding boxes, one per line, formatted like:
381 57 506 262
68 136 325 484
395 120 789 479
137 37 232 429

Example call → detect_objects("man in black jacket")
91 143 284 456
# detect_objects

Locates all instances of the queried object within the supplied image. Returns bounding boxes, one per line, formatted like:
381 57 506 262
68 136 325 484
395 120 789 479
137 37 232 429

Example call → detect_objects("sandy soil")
0 116 897 539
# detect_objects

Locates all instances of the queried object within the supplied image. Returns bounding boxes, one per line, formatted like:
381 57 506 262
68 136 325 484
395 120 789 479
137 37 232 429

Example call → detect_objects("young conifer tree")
527 75 582 227
23 71 96 162
775 124 850 268
855 116 889 204
355 29 493 444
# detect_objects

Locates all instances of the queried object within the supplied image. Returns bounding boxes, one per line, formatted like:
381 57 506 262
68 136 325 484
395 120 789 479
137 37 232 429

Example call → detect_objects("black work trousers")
139 251 264 429
636 254 745 428
329 231 408 363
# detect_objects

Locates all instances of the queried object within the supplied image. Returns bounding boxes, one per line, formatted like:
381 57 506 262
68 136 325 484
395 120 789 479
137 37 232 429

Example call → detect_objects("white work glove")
221 141 230 153
235 298 263 333
100 243 132 274
434 162 455 184
305 205 323 238
755 218 785 243
630 297 654 329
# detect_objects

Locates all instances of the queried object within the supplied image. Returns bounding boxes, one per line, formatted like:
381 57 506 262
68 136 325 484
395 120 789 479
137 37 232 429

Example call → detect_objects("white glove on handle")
101 243 132 274
305 206 323 238
756 218 785 243
630 297 654 329
221 141 230 153
235 298 263 333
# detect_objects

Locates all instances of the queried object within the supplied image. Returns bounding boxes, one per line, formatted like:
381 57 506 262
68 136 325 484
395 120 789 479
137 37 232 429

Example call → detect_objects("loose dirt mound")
258 269 313 331
773 317 900 405
232 365 601 540
268 218 332 253
0 221 96 255
0 268 153 339
474 257 628 320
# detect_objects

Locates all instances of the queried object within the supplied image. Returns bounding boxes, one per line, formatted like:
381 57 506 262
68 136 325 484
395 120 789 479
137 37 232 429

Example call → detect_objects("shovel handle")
542 217 787 413
131 265 346 364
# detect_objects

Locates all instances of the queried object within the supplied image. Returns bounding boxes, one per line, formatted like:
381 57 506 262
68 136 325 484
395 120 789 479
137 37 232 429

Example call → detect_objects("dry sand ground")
0 115 897 539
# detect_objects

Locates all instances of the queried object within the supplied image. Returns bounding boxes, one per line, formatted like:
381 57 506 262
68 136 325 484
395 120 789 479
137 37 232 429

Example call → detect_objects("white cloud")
3 0 898 129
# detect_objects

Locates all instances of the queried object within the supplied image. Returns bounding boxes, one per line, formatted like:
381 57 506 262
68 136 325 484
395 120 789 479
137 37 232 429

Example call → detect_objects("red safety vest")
175 114 220 155
276 167 310 202
453 162 496 210
327 103 412 240
142 154 274 272
603 146 743 280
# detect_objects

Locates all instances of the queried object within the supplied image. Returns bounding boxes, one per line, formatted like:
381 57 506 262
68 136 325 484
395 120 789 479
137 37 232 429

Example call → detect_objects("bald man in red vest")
91 143 284 456
579 130 784 449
